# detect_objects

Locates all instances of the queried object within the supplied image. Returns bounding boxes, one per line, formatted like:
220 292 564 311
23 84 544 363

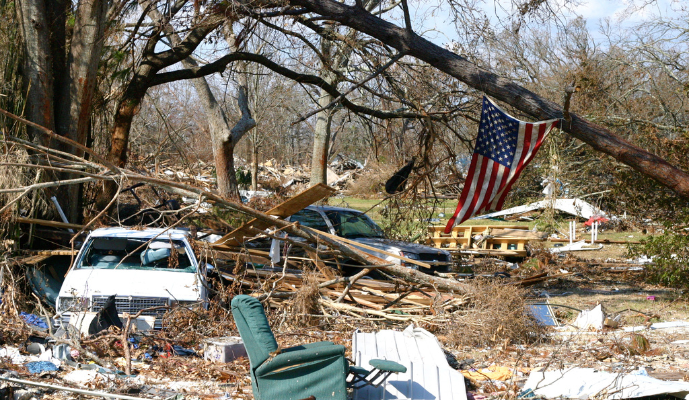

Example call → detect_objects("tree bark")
309 86 334 186
181 56 241 198
309 33 336 187
223 24 256 198
144 5 244 199
96 79 149 210
251 139 259 191
180 24 255 200
55 0 109 223
290 0 689 198
55 0 109 153
16 0 54 145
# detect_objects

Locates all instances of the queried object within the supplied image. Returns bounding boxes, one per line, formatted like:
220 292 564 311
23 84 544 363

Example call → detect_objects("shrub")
629 227 689 288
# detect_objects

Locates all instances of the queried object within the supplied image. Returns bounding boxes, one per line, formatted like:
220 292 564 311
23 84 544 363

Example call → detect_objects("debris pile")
2 126 689 400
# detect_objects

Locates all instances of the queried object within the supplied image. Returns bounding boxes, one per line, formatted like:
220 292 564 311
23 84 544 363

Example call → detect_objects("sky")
405 0 680 47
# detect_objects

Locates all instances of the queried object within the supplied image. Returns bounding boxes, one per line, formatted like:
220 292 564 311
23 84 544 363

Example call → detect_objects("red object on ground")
584 216 609 226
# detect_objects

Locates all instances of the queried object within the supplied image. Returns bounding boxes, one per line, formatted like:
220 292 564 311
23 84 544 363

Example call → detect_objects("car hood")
353 238 449 263
58 269 202 301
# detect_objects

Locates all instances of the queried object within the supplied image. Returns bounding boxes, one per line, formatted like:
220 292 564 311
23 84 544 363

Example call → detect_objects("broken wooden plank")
15 217 84 230
15 254 52 265
212 183 335 248
266 183 336 217
324 290 384 310
25 249 78 256
302 226 432 269
361 286 430 308
490 228 546 239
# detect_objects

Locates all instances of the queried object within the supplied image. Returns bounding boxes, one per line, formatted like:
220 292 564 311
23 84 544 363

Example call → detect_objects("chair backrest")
231 295 279 368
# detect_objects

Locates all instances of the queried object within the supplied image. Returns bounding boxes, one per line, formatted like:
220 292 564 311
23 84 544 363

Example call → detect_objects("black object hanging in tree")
385 158 415 194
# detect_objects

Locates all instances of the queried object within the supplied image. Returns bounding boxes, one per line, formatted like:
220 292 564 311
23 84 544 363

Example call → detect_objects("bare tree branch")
293 52 404 124
288 0 689 198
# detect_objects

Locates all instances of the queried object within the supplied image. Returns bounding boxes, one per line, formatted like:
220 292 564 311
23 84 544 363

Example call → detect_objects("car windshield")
325 210 386 239
79 237 195 272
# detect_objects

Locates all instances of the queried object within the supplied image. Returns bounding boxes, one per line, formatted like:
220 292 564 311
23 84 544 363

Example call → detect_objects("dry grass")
291 271 321 326
441 279 547 348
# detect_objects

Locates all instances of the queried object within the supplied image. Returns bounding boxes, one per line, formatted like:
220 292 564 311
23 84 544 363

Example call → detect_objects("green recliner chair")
231 295 406 400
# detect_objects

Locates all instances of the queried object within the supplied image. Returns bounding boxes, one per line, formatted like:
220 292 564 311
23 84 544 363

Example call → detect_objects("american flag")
444 97 558 233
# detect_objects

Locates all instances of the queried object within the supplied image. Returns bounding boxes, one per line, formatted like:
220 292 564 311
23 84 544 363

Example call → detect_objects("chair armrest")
369 359 407 373
256 344 345 377
282 341 335 353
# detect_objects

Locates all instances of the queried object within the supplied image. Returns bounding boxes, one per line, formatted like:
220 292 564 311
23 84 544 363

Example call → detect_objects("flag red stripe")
475 161 500 214
488 122 531 211
463 158 491 222
479 165 509 214
445 153 481 233
457 157 490 225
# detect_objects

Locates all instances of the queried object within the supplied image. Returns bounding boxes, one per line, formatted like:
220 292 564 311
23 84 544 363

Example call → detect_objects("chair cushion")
231 295 278 368
349 365 370 376
369 359 407 373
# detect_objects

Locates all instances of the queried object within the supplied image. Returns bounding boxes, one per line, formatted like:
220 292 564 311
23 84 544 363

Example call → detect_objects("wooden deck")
352 327 467 400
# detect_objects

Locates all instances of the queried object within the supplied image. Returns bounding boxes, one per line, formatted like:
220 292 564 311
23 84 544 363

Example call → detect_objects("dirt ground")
445 247 689 398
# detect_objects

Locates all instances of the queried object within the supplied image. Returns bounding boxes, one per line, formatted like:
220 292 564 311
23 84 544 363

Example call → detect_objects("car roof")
88 227 191 240
304 205 363 213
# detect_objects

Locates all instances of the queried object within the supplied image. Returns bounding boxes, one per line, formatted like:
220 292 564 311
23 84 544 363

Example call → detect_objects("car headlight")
57 297 89 313
400 251 419 260
399 251 420 269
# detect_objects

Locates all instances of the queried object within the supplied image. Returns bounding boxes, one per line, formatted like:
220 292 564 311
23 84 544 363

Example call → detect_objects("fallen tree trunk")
289 0 689 199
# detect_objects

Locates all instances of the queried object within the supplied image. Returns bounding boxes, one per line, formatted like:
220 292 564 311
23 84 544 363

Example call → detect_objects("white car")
55 227 209 331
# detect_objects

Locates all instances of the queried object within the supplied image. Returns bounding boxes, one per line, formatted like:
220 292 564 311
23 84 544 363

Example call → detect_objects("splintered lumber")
303 227 431 269
426 225 542 257
212 183 335 248
324 289 384 310
490 228 546 239
201 249 272 266
15 217 84 230
25 249 78 256
360 286 431 308
232 267 457 310
4 254 53 267
319 299 441 323
14 254 51 265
